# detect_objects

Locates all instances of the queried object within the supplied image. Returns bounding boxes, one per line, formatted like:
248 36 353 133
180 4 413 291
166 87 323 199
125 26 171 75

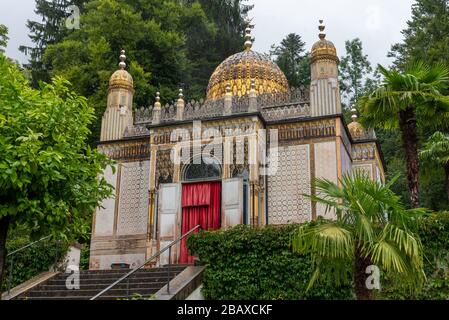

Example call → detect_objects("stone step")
44 273 181 286
16 265 188 300
37 279 172 291
22 286 161 298
49 269 184 281
61 265 185 274
19 294 156 300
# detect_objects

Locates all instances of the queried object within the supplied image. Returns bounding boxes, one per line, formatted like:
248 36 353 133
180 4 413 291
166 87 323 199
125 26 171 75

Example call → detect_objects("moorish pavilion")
89 21 385 269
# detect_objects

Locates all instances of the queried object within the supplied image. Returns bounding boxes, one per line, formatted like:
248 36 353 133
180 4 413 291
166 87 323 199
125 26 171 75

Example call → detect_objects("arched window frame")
182 155 222 182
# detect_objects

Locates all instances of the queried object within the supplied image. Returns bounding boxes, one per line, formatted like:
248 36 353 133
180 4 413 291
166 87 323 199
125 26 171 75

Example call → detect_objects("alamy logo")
65 5 80 30
365 265 381 290
65 267 80 290
169 120 279 176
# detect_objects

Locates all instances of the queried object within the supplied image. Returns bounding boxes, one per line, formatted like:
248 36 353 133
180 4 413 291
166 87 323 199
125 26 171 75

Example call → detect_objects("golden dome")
109 50 133 91
206 25 289 100
311 20 339 64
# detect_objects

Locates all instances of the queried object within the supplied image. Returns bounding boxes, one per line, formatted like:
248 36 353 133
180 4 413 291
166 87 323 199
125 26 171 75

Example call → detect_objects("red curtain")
179 181 221 264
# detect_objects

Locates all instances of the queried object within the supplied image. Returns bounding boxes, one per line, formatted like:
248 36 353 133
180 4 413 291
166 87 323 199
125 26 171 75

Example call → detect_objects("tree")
271 33 310 87
388 0 449 69
339 38 374 107
19 0 88 87
0 24 8 53
182 0 252 95
0 53 113 291
292 172 425 300
419 131 449 201
358 62 449 208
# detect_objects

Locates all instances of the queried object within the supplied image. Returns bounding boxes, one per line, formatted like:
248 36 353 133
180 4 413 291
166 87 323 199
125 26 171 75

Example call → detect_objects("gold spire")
109 49 133 91
119 50 126 70
244 20 253 51
318 20 326 40
351 107 358 122
311 19 338 64
154 91 161 109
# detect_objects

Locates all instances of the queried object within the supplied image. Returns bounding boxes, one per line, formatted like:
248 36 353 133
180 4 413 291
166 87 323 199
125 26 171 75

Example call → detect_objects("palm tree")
419 131 449 201
292 172 425 300
358 62 449 207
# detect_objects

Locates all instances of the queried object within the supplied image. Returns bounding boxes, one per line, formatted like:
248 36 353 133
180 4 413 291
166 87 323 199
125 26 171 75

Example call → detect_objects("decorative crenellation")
261 102 310 121
98 140 151 161
133 86 310 126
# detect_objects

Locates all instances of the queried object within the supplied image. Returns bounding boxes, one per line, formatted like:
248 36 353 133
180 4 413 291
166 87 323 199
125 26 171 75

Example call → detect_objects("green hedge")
187 224 354 300
380 211 449 299
1 237 69 292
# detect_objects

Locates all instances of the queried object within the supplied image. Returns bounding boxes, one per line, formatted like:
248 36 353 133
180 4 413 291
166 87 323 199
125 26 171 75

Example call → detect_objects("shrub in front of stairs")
1 235 69 292
187 224 354 300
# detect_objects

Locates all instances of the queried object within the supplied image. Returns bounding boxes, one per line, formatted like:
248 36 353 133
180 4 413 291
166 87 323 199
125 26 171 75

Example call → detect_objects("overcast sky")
1 0 415 69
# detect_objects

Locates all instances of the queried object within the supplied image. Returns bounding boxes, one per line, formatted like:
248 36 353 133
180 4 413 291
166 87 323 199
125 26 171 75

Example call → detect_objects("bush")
380 211 449 299
1 235 69 292
187 224 354 300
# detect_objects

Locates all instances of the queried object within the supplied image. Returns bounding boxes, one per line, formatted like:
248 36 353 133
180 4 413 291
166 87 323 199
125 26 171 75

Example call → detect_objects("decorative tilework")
117 161 150 235
268 144 311 224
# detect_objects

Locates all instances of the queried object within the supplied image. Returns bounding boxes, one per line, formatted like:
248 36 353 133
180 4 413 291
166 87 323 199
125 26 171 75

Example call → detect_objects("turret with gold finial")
101 50 134 141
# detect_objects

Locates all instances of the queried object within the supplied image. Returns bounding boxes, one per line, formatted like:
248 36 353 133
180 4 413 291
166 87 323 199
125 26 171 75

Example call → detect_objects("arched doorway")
179 156 222 263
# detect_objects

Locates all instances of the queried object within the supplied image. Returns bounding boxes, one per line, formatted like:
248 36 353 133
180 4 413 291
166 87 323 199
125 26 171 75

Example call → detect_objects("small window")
183 156 221 181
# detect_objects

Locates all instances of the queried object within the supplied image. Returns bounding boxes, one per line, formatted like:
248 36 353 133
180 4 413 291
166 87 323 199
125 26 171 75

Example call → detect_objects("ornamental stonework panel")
116 161 150 235
268 144 311 224
98 139 151 161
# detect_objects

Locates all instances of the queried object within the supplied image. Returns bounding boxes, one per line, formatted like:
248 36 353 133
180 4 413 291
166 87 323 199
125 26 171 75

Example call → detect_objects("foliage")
271 33 310 87
339 38 377 107
388 0 449 69
0 52 113 240
358 62 449 207
359 62 449 131
0 24 8 53
188 224 353 300
19 0 88 87
420 131 449 167
380 211 449 299
292 172 425 299
1 233 69 292
23 0 251 141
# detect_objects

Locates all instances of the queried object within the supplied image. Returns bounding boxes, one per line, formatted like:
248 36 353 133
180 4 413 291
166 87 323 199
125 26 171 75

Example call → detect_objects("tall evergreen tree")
20 0 88 87
0 25 8 53
339 38 374 107
388 0 449 68
271 33 310 87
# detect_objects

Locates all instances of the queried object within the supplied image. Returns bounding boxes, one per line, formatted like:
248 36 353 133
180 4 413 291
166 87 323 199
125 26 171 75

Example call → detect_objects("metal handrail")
6 235 52 257
90 224 202 300
4 235 57 295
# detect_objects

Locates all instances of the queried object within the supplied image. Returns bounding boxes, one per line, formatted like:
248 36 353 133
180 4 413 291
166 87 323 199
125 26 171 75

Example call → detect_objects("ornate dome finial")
348 107 367 140
109 49 133 91
311 20 338 64
156 91 160 102
318 20 326 40
244 19 253 51
351 107 358 122
118 50 126 70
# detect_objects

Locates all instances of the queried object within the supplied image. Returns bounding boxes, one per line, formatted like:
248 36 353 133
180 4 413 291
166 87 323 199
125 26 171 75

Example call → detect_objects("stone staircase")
16 265 187 300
